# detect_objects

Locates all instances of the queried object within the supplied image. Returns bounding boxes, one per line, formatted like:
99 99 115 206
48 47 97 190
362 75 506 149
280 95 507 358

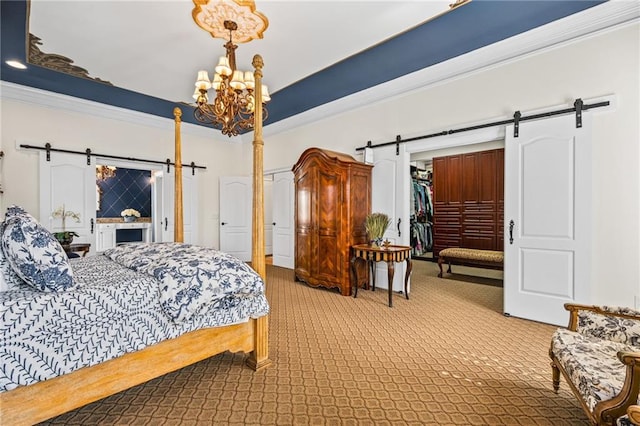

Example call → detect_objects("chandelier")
191 1 270 137
96 165 116 181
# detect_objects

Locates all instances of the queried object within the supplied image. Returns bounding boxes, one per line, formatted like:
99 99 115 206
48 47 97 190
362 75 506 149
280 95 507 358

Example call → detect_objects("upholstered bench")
437 247 503 278
550 304 640 425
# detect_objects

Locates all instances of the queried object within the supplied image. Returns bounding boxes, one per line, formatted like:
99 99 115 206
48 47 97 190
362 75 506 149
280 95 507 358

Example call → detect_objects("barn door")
504 113 592 325
370 145 411 293
39 151 96 251
160 168 198 244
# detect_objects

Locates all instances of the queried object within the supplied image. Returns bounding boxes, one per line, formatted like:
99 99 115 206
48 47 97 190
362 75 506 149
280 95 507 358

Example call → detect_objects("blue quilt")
0 245 269 392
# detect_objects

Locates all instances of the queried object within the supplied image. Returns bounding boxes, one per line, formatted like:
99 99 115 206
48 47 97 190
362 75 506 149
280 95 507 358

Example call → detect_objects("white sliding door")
504 113 592 325
159 169 198 244
370 145 411 293
39 151 96 252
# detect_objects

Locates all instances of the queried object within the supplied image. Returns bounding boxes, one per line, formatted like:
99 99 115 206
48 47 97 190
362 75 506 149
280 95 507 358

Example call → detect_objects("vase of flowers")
121 208 141 222
51 204 81 245
364 212 390 248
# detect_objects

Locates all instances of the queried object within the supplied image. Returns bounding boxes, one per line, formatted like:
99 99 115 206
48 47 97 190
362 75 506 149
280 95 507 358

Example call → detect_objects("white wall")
254 23 640 307
0 96 244 249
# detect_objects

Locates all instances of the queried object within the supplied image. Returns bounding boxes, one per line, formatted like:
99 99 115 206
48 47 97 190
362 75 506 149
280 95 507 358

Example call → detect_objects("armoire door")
315 167 341 284
504 113 592 325
294 168 314 278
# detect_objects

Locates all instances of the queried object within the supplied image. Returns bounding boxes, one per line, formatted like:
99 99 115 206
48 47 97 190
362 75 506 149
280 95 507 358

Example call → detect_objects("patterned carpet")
40 261 587 425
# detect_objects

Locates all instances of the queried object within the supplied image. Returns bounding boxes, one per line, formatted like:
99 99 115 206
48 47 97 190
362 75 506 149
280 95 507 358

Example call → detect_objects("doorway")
410 140 505 282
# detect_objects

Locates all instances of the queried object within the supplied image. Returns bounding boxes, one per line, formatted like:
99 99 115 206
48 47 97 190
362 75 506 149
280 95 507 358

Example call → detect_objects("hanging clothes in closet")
410 176 433 256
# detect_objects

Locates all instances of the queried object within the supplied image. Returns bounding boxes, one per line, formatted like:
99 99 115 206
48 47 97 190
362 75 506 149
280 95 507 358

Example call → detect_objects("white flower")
51 204 80 231
121 208 141 218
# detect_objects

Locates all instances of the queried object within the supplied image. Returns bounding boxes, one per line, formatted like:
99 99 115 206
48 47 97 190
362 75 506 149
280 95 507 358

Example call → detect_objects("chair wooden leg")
551 360 561 393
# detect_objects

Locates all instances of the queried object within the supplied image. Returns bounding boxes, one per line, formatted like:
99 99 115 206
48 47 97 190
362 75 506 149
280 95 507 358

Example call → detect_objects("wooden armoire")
432 148 504 257
292 148 372 296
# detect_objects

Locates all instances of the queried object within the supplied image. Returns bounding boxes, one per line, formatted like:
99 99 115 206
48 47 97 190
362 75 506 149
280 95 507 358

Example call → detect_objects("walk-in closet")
409 140 505 263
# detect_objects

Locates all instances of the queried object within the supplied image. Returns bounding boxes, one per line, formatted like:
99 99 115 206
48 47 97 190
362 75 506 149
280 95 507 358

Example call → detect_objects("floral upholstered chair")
550 304 640 425
618 405 640 426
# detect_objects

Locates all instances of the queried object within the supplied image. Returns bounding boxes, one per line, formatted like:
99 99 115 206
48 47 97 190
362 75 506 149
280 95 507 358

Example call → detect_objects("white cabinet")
96 224 116 252
96 222 152 252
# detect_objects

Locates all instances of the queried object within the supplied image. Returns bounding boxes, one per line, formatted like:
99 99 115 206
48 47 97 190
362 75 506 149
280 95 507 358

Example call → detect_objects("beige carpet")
40 261 587 425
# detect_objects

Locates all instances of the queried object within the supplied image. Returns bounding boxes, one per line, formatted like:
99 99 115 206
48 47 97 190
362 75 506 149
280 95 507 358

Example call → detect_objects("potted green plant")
53 231 79 246
364 212 390 248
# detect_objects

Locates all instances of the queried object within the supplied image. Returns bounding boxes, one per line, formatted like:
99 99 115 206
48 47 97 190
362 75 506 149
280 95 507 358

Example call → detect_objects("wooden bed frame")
0 55 271 426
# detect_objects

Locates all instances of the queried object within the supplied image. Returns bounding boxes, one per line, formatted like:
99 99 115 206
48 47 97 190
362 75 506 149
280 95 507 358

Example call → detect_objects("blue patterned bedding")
0 244 269 393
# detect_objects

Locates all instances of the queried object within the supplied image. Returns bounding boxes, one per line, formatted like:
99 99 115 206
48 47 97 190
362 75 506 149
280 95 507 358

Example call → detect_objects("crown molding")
263 1 639 137
1 1 637 142
0 81 228 141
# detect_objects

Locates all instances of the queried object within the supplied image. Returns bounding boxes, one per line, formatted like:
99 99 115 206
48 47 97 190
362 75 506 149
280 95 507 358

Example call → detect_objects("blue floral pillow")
0 220 28 291
1 213 76 292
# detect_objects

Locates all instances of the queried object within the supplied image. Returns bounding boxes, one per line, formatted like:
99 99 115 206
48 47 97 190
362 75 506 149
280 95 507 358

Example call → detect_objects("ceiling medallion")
192 0 268 43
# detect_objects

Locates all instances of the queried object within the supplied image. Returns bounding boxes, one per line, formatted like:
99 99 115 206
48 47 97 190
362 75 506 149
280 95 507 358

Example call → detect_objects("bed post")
247 54 271 371
173 107 184 243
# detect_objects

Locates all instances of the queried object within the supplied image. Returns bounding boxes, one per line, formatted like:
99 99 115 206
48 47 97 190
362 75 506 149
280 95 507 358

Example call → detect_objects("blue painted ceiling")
1 1 605 129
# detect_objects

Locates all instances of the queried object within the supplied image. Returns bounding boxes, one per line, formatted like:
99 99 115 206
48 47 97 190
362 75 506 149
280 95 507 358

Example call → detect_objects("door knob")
272 222 276 226
221 222 227 225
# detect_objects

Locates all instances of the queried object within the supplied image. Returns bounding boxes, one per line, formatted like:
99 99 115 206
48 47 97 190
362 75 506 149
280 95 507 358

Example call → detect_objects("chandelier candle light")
191 0 270 137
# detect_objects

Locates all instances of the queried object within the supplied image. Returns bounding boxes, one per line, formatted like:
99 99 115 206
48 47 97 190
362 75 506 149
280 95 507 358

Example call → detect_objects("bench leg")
437 256 444 278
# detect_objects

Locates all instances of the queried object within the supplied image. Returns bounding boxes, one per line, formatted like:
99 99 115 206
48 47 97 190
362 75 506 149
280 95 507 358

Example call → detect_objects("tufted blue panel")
97 167 152 218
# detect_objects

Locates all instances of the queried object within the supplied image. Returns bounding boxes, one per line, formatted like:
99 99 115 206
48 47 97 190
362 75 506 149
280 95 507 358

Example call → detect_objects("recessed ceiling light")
6 60 27 70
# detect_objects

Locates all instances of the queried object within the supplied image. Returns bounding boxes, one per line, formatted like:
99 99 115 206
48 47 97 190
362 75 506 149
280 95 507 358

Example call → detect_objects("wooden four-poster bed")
0 56 271 425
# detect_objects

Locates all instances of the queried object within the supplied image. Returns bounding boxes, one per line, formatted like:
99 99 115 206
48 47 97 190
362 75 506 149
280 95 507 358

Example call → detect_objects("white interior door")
39 151 96 253
272 171 295 269
371 145 411 293
219 176 252 261
504 113 591 325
